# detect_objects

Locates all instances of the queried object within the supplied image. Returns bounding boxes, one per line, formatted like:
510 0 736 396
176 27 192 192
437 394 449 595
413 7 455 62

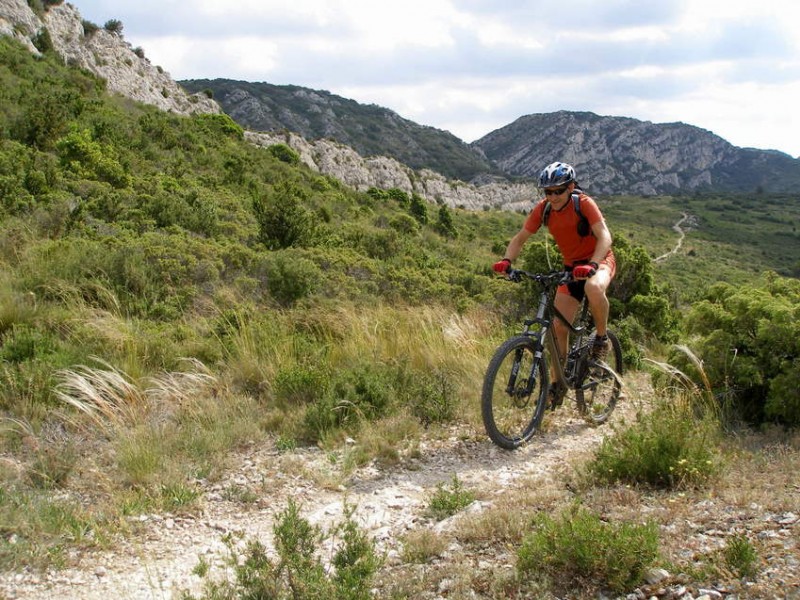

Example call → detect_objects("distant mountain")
183 79 800 196
179 79 497 182
471 111 800 195
5 0 797 198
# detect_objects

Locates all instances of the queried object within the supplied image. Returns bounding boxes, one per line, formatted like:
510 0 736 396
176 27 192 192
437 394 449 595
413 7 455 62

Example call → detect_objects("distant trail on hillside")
654 212 689 263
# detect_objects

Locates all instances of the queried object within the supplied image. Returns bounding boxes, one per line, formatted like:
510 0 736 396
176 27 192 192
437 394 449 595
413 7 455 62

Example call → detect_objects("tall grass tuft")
54 357 148 436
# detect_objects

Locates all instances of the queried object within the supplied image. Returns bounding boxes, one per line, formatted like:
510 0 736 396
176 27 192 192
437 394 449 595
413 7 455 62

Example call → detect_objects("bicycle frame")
522 282 592 391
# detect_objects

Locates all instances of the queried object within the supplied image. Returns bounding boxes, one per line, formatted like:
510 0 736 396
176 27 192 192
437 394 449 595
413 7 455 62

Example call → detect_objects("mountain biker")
492 162 616 390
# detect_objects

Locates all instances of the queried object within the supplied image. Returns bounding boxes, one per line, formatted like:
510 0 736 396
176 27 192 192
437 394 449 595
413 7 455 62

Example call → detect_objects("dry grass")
400 529 448 564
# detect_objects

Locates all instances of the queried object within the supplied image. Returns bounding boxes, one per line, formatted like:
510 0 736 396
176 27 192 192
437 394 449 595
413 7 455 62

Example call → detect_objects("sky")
72 0 800 158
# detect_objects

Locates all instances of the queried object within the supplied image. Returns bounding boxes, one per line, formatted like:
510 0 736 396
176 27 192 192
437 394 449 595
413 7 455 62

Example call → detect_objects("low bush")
426 475 475 520
268 143 300 165
261 251 321 307
586 394 723 489
184 500 380 600
517 504 659 594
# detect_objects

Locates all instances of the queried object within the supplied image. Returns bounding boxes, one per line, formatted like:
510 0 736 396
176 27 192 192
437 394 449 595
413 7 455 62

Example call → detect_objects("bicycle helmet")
539 162 576 188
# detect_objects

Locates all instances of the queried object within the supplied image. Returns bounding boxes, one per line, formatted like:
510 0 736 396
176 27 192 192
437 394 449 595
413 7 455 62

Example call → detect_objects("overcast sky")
72 0 800 158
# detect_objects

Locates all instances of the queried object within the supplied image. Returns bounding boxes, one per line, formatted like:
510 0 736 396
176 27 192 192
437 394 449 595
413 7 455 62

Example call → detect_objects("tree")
676 274 800 426
103 19 123 35
252 182 314 250
435 205 457 238
409 193 428 225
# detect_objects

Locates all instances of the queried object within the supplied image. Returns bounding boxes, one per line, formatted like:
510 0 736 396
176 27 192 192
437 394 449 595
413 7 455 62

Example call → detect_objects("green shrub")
81 20 99 36
16 89 85 151
386 188 410 206
426 475 475 520
195 114 243 140
409 193 428 224
262 251 321 306
302 363 393 442
435 204 457 238
677 273 800 426
31 29 54 54
518 504 659 594
404 368 457 425
273 364 329 405
0 324 55 363
268 143 300 165
56 128 130 188
586 396 722 489
103 19 123 35
252 182 315 250
723 534 759 578
388 213 419 235
184 500 380 600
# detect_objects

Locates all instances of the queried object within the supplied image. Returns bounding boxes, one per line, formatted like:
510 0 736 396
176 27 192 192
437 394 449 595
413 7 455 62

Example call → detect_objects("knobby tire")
575 330 623 425
481 335 548 450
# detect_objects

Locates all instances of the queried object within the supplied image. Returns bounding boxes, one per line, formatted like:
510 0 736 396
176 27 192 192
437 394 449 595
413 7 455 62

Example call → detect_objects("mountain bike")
481 269 623 450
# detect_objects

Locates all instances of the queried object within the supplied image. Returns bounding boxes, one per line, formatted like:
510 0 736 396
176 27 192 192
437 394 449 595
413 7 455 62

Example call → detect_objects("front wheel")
481 335 549 449
575 330 623 425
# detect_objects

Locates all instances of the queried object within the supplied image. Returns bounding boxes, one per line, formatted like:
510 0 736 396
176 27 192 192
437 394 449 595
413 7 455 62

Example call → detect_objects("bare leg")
583 266 612 337
552 290 580 378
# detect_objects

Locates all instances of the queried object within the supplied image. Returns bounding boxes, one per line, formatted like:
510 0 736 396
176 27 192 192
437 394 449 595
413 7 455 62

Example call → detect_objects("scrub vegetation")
1 36 798 598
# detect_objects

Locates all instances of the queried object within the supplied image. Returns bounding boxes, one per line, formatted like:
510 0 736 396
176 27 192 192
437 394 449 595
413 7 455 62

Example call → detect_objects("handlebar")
505 269 572 287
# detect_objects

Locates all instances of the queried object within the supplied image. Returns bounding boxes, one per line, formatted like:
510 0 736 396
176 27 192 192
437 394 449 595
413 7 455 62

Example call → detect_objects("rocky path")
0 376 650 600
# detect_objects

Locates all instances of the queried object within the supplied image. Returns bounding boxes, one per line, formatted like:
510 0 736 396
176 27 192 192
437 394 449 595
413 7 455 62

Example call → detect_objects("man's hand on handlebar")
492 258 512 274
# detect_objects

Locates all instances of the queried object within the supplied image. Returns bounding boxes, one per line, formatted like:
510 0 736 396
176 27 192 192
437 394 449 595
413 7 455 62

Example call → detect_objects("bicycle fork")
504 332 544 401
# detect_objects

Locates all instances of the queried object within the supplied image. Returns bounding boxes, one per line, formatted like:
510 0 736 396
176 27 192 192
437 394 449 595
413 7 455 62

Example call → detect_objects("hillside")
0 0 218 116
0 4 798 600
180 78 497 182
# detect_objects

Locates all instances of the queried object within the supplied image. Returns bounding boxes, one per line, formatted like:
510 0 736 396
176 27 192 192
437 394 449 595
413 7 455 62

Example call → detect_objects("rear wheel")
481 335 548 449
575 330 623 425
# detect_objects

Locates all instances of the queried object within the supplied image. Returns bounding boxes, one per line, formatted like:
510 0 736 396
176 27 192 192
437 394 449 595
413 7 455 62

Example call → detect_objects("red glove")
492 258 512 274
573 262 598 279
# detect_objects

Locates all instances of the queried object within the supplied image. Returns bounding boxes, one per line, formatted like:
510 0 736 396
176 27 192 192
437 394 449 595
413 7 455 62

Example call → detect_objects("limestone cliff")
0 0 219 116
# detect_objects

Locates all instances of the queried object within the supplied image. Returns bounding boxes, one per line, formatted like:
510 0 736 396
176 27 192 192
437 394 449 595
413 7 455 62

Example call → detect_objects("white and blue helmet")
539 162 576 188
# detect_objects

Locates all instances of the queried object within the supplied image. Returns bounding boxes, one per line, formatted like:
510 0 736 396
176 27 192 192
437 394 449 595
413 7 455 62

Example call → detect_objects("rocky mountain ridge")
246 130 536 211
473 111 800 195
4 1 799 205
181 79 497 182
191 79 800 196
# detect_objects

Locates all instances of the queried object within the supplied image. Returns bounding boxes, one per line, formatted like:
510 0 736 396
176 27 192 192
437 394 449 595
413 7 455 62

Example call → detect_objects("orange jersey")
523 193 607 266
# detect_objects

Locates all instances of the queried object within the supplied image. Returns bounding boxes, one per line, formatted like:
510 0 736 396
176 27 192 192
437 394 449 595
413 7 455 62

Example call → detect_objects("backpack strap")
573 192 592 237
543 191 592 237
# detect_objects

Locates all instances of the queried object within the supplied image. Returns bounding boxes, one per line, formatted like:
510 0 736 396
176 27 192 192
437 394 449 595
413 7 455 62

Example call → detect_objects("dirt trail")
1 377 649 600
654 212 690 263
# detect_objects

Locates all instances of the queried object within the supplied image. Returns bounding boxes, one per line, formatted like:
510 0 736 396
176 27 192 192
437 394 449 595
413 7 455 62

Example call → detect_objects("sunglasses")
544 186 569 196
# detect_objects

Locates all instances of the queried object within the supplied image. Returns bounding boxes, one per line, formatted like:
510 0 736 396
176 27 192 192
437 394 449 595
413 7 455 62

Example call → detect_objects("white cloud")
73 0 800 157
